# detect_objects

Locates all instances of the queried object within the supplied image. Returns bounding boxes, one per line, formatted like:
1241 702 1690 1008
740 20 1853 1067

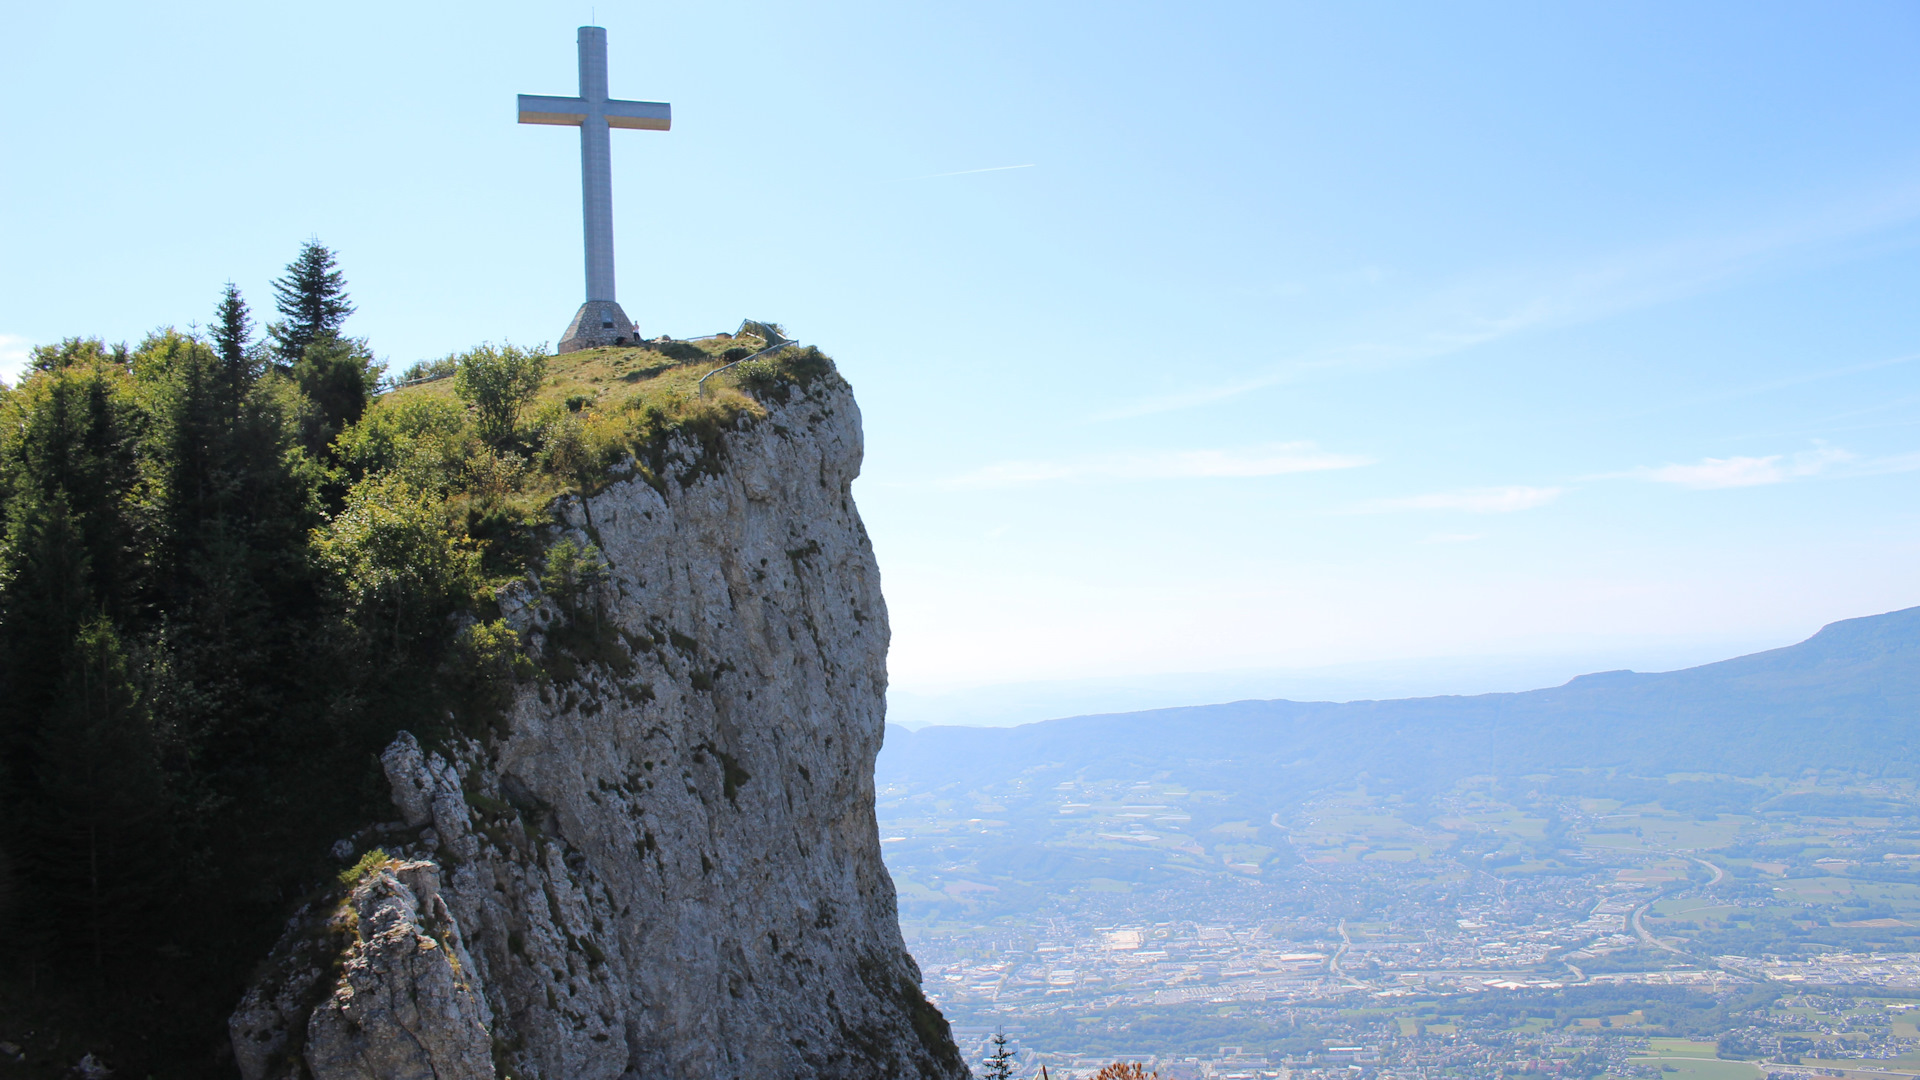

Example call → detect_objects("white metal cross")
518 27 670 305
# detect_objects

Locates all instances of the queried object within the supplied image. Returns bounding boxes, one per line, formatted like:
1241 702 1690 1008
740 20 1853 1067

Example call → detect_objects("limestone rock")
230 861 492 1080
230 901 341 1080
305 862 494 1080
234 361 966 1079
382 732 467 835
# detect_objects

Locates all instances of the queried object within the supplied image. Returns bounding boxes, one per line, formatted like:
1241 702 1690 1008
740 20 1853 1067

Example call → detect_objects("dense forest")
0 243 814 1076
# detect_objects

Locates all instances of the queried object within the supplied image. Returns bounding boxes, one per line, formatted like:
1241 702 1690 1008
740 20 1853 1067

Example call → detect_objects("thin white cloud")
946 441 1371 489
1852 451 1920 477
903 163 1036 181
1095 179 1920 422
1349 486 1565 515
1420 532 1488 544
0 335 30 387
1625 447 1853 489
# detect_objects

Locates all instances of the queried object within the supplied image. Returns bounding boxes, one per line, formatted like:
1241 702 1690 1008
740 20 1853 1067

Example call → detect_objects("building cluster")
918 877 1702 1016
913 865 1920 1077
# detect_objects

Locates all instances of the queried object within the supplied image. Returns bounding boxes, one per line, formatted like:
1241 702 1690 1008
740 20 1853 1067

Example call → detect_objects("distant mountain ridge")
880 606 1920 800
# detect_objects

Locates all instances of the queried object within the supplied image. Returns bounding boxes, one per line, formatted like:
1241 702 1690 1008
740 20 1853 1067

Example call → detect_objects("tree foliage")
293 332 382 451
268 239 355 364
982 1031 1016 1080
313 476 481 649
0 263 826 1075
541 536 610 621
29 618 168 970
210 281 258 391
0 264 485 1075
453 342 548 445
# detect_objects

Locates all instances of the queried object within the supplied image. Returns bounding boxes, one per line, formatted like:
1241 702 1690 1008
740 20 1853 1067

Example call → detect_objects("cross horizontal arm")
518 94 587 125
517 95 669 130
604 99 670 131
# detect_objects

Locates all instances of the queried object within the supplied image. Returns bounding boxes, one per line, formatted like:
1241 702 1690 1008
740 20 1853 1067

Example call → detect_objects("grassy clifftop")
340 328 836 583
383 327 832 476
391 330 824 435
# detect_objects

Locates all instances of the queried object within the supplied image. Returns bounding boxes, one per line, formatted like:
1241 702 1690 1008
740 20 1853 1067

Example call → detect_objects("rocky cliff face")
232 367 967 1080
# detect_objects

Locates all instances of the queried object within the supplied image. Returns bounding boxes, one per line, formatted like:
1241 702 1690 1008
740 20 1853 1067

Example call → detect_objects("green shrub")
443 620 532 736
336 394 468 480
453 342 548 445
338 848 390 887
312 476 482 646
542 537 611 620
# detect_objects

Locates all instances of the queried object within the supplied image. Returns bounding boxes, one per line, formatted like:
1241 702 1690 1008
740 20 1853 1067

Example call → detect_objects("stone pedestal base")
558 300 637 353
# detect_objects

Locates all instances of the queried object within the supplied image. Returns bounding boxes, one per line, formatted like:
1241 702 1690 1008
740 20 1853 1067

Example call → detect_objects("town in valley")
881 768 1920 1078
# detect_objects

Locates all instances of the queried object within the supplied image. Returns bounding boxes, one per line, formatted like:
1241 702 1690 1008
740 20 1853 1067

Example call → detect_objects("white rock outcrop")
233 364 967 1080
305 860 496 1080
231 860 493 1080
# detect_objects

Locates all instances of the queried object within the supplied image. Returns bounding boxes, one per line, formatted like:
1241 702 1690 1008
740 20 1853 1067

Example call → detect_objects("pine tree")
0 358 143 726
268 239 354 365
0 286 420 1068
293 333 381 450
30 618 169 969
209 282 259 397
0 490 98 783
983 1031 1016 1080
141 329 325 732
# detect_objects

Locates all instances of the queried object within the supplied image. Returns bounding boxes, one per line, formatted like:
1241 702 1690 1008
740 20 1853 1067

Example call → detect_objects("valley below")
877 607 1920 1078
884 769 1920 1078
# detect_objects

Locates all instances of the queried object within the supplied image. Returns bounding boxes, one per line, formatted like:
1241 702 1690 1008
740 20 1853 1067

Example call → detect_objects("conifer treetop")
211 282 259 390
269 239 354 363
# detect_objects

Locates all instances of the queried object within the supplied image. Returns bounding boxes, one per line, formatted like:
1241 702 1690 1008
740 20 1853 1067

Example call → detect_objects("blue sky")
6 1 1920 722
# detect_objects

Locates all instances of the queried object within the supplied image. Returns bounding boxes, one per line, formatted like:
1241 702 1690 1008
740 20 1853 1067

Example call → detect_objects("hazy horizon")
886 619 1811 729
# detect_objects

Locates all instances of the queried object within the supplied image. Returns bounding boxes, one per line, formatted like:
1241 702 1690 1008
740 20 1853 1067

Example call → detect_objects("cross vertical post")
518 26 671 352
578 27 616 303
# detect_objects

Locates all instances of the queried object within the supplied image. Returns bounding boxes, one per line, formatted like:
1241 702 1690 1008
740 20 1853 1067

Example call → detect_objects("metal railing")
697 328 797 396
381 369 455 394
